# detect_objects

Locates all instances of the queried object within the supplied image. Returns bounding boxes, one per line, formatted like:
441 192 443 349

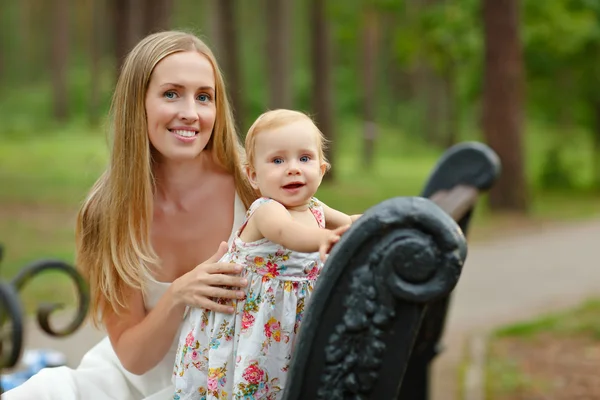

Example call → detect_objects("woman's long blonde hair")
76 31 256 327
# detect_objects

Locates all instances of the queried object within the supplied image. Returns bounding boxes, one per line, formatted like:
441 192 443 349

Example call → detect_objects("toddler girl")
173 109 358 399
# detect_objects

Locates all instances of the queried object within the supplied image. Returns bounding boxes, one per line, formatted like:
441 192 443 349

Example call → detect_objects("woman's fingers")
205 273 248 289
205 262 243 275
196 298 236 314
203 286 245 300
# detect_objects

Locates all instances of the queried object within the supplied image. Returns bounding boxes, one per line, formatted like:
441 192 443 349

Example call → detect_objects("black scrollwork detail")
310 197 465 400
0 244 89 370
318 265 395 400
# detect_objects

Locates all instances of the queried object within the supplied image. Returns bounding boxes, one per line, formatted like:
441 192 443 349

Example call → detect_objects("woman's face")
145 51 217 162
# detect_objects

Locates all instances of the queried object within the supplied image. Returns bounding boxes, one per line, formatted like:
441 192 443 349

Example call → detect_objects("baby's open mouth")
283 183 304 189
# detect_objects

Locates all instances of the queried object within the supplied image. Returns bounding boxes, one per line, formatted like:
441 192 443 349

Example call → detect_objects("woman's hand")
318 224 351 261
171 242 248 313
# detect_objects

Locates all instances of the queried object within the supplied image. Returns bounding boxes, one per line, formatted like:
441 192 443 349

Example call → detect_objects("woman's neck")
153 151 218 208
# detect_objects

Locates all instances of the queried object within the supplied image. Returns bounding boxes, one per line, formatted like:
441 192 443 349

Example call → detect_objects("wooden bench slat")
430 185 479 221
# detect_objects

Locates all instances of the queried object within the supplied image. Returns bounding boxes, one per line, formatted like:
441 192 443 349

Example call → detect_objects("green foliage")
538 147 577 190
1 0 600 193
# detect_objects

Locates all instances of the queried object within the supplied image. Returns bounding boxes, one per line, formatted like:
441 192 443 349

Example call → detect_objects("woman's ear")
245 165 259 190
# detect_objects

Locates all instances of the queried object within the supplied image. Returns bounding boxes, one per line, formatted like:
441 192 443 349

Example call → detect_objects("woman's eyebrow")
159 83 215 92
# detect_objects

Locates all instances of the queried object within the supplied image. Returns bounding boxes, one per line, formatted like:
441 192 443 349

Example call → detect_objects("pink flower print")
241 311 255 331
264 317 282 342
242 362 265 385
207 377 217 391
185 331 195 347
190 350 199 361
275 249 285 257
312 207 324 227
306 263 320 280
266 261 279 278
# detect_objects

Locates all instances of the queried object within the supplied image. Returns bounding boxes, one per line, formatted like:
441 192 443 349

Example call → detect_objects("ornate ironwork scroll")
283 196 468 400
0 244 89 370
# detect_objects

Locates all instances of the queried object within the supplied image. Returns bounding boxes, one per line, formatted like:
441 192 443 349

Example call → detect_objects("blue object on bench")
1 349 66 391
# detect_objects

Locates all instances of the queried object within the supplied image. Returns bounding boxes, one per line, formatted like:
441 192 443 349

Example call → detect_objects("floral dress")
173 197 326 400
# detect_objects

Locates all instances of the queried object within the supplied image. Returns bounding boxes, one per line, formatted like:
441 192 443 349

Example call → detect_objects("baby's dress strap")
236 197 274 235
308 197 326 228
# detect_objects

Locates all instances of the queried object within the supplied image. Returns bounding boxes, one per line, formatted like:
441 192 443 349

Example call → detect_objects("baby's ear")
245 165 259 190
320 161 329 177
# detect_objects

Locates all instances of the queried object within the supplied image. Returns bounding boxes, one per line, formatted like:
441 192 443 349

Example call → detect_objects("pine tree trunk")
112 0 131 78
310 0 335 180
143 0 173 35
482 0 528 212
362 5 379 168
266 0 292 109
215 0 245 132
89 0 104 126
52 0 70 122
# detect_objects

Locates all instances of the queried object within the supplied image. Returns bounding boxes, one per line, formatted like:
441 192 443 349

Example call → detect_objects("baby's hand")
318 225 351 262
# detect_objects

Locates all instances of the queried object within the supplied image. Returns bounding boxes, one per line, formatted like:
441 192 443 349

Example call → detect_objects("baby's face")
247 120 326 209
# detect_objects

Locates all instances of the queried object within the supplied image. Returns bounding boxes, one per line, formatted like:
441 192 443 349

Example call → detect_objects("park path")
20 216 600 399
432 216 600 400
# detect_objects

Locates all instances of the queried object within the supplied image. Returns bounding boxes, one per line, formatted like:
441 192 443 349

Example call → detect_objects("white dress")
3 193 247 400
172 197 325 400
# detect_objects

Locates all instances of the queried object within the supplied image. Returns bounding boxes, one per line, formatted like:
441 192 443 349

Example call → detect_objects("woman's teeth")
171 130 196 137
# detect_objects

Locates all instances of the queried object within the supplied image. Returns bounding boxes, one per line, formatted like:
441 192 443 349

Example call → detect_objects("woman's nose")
179 97 198 121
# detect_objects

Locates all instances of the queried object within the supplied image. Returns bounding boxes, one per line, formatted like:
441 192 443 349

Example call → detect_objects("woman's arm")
105 243 246 375
252 201 340 256
104 284 184 375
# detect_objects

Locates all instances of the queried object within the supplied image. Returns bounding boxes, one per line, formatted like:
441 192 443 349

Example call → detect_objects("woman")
5 30 257 400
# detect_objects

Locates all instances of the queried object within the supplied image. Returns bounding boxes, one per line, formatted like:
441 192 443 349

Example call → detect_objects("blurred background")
1 0 600 398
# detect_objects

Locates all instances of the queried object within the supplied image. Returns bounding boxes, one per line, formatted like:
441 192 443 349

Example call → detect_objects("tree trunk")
112 0 131 78
89 0 104 126
266 0 292 109
127 0 145 48
591 100 600 189
52 0 70 122
204 0 222 51
362 5 379 168
215 0 245 132
310 0 335 180
0 6 4 85
482 0 528 212
143 0 173 35
15 0 32 83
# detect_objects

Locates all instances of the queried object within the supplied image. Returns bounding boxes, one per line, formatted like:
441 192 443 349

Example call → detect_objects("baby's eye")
300 156 310 162
273 158 284 165
163 91 177 99
197 93 211 102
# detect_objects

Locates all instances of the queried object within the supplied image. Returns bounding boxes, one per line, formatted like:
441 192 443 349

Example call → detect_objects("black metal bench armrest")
283 196 467 400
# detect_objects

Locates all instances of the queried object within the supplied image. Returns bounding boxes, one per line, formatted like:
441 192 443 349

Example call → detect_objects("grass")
484 299 600 398
494 299 600 340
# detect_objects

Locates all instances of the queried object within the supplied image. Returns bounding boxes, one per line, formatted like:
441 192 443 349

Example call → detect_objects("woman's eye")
198 93 211 102
300 156 310 162
273 158 284 164
163 91 177 99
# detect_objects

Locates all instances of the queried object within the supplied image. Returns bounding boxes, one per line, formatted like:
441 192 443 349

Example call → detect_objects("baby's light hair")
244 109 331 171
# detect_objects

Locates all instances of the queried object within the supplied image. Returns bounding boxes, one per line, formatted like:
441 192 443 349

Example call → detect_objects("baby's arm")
322 203 362 230
252 201 339 257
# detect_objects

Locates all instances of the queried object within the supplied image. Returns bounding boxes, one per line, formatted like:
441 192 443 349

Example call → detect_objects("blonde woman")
5 31 256 400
